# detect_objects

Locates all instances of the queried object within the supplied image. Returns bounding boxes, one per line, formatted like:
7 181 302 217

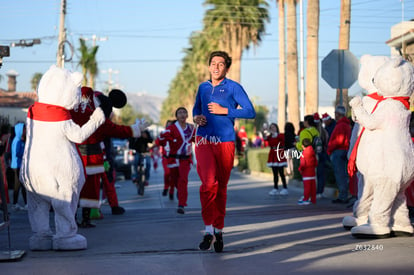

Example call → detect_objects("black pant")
13 168 27 205
271 166 287 189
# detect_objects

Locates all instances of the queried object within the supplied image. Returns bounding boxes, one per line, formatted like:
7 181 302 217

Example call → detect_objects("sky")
1 0 413 112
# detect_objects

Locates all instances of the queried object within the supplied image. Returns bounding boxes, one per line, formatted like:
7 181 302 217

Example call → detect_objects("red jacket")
327 116 351 155
155 121 195 168
299 146 317 179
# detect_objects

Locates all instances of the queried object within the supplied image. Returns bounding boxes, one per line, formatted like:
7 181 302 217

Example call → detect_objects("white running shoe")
268 189 279 196
298 200 311 205
280 188 289 195
11 204 24 211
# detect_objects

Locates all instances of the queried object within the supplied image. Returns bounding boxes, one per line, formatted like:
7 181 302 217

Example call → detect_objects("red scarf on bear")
28 102 71 121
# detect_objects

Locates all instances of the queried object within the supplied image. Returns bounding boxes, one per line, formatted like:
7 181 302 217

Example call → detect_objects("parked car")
112 138 134 180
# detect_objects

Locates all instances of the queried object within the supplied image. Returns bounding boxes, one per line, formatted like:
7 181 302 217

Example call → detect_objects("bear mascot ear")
96 93 113 118
108 89 127 109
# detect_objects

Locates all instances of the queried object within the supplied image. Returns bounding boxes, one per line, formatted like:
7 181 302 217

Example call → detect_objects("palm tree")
203 0 270 82
286 0 299 129
276 0 286 128
78 39 99 88
337 0 351 109
305 0 319 115
31 73 43 91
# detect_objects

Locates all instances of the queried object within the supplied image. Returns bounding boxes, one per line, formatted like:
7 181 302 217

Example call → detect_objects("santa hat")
321 113 331 121
313 113 320 123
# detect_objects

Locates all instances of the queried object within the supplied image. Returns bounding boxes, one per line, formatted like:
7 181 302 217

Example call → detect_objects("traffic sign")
322 49 359 89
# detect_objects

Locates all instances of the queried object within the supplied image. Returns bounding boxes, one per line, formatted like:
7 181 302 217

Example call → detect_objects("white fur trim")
167 159 180 168
79 198 101 208
266 162 287 167
85 166 105 175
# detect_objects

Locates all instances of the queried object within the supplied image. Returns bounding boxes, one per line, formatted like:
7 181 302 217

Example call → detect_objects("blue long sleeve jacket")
192 78 256 142
11 122 25 169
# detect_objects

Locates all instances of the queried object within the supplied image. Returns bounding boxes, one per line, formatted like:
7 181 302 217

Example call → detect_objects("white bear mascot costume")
349 56 414 238
343 55 389 229
20 65 105 250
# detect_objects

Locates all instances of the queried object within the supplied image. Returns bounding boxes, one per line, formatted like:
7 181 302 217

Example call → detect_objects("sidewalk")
1 167 414 275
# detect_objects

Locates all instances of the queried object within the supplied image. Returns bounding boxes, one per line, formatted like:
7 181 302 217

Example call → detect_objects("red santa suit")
71 87 141 226
299 145 318 204
156 121 195 208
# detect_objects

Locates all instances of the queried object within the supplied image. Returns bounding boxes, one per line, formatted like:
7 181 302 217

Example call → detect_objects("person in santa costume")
71 87 148 228
298 138 318 205
263 122 288 196
155 107 195 214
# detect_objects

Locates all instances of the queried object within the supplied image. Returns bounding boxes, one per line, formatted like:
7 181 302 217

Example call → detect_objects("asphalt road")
1 166 414 275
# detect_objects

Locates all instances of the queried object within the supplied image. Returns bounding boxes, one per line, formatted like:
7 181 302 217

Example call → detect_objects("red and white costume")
156 121 195 207
298 145 317 203
71 87 140 209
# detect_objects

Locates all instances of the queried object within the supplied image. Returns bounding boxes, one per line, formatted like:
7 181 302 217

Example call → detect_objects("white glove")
130 118 151 137
138 118 151 131
90 107 106 126
349 96 362 108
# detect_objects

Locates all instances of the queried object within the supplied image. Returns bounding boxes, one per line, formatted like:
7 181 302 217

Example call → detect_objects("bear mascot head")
20 65 105 250
349 56 414 238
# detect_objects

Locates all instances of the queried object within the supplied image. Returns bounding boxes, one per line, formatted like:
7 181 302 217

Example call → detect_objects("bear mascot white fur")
349 56 414 238
343 54 390 229
20 65 106 250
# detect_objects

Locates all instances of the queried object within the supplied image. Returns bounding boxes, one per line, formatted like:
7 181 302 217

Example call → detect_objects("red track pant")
170 158 192 207
102 171 119 207
303 178 316 204
195 137 235 230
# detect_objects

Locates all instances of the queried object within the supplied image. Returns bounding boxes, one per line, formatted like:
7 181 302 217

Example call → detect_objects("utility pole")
337 0 351 108
102 68 119 92
299 0 305 121
57 0 66 68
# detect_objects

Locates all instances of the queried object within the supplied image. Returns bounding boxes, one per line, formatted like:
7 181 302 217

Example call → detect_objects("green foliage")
244 148 272 173
238 103 268 139
31 73 43 91
78 39 99 88
161 0 270 123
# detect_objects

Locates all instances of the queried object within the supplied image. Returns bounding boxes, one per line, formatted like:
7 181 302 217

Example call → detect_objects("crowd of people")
2 50 414 254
